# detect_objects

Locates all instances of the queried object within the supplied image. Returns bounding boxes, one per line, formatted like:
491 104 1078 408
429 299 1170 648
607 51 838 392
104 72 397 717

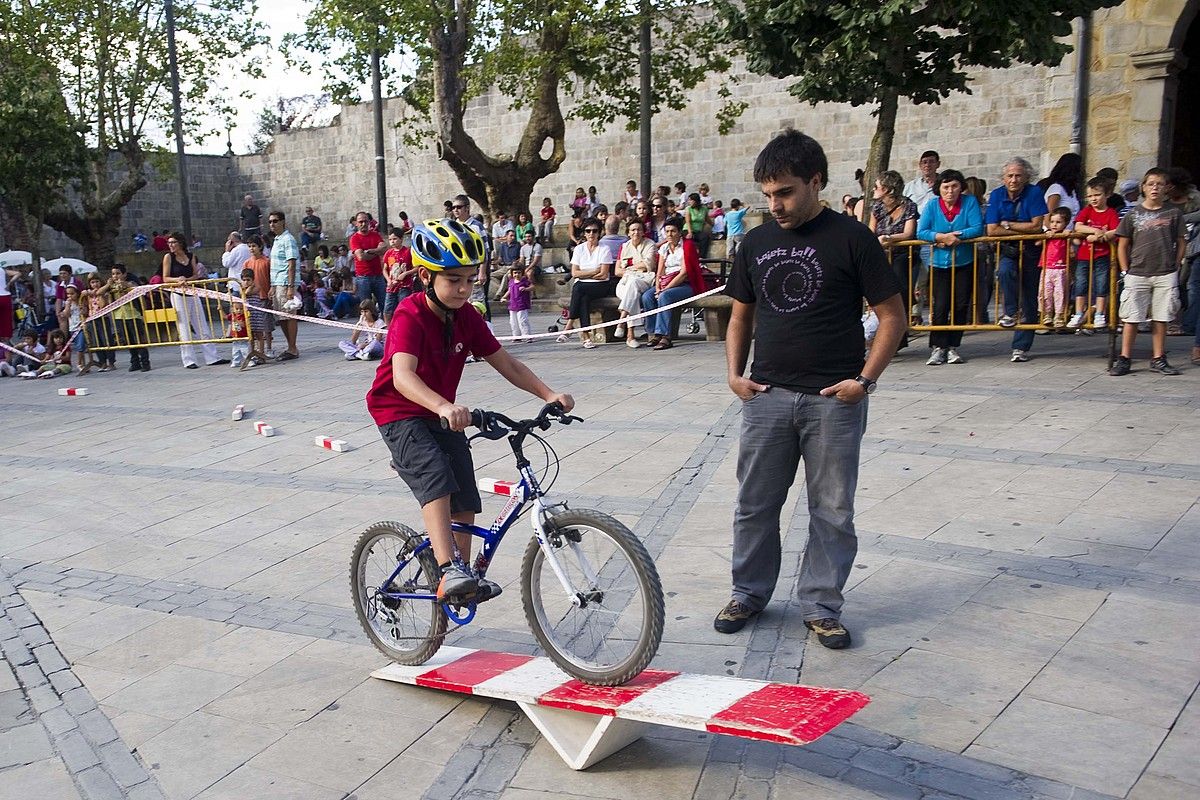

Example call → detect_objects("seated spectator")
570 187 588 213
868 169 919 351
491 212 515 243
23 330 71 378
567 207 585 256
518 230 543 285
625 180 643 204
586 186 601 215
539 197 556 243
710 201 726 239
917 168 983 366
556 217 613 349
514 212 535 241
614 219 658 348
338 299 385 360
152 231 168 252
641 218 704 351
298 270 318 317
649 197 670 242
673 182 687 207
699 183 714 207
301 207 323 248
326 275 358 319
314 245 334 277
10 331 46 374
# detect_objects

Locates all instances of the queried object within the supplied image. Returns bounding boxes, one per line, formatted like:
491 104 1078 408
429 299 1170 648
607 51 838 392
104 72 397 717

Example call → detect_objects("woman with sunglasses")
556 217 614 349
641 218 705 350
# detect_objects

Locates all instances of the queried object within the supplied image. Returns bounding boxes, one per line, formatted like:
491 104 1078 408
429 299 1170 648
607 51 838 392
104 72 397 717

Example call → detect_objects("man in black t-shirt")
239 194 263 238
714 130 907 649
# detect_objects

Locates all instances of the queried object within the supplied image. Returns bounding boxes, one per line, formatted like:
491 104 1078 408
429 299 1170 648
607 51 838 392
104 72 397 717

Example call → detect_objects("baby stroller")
12 297 56 342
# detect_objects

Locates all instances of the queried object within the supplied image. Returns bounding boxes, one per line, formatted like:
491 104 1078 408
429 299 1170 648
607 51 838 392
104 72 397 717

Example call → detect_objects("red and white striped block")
477 478 521 496
58 387 90 396
254 421 275 437
373 647 869 769
232 404 245 421
314 436 352 452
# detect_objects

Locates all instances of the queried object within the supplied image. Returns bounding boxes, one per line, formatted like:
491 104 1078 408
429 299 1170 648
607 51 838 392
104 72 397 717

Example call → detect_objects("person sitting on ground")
326 275 358 319
916 168 983 366
1071 176 1119 332
499 265 534 341
365 218 574 603
11 331 46 375
641 217 705 351
1110 168 1186 376
613 219 659 348
339 299 385 361
314 244 334 277
26 330 71 378
556 217 614 350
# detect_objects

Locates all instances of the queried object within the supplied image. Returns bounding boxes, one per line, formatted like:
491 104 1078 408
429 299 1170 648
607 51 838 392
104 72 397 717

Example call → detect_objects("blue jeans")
998 244 1042 351
640 285 693 335
332 291 357 319
355 275 387 311
1182 256 1200 337
1072 256 1111 305
731 388 868 620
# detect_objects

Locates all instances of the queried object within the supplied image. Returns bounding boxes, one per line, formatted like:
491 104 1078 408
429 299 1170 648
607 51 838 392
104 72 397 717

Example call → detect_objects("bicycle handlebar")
440 402 583 439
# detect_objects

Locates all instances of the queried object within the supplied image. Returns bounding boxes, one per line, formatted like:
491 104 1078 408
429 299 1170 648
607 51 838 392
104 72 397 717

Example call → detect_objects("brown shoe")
1192 346 1200 366
653 337 673 350
805 618 851 649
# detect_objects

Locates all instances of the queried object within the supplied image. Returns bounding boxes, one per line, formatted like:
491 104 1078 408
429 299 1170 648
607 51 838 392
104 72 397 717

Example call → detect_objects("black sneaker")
1149 357 1181 375
805 618 851 649
713 599 758 634
1109 356 1132 376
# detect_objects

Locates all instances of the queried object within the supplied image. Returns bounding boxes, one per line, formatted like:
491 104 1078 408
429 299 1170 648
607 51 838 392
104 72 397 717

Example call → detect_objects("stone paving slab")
2 319 1198 798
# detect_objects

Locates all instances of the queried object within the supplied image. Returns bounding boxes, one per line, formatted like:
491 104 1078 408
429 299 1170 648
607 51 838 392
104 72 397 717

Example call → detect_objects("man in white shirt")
491 212 515 242
903 150 940 210
222 232 252 284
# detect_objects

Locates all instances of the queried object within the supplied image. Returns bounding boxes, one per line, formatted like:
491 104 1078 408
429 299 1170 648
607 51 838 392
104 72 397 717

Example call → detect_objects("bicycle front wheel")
350 521 446 665
521 509 664 686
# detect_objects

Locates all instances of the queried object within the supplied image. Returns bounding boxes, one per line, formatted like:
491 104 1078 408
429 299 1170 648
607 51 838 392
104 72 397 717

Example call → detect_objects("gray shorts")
379 418 481 513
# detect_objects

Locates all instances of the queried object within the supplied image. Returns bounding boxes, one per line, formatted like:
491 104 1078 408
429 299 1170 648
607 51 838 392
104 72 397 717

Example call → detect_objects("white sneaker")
926 347 947 366
946 349 965 364
1093 313 1107 328
0 362 14 377
1067 312 1084 329
1011 349 1029 363
999 315 1016 328
265 348 277 359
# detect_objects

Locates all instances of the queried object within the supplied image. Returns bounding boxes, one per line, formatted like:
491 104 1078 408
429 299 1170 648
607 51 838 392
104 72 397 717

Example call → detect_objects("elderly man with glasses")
267 212 301 360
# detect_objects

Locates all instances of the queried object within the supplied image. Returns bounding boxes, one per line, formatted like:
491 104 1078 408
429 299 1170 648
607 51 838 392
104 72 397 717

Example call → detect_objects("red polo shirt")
349 229 384 277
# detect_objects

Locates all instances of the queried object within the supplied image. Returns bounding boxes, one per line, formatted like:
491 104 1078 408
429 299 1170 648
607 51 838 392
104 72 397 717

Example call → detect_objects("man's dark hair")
1085 176 1109 192
1095 167 1119 182
753 129 828 188
112 263 127 274
664 214 686 231
933 169 967 194
1166 166 1194 190
270 210 285 222
920 150 940 162
674 181 686 192
247 234 264 248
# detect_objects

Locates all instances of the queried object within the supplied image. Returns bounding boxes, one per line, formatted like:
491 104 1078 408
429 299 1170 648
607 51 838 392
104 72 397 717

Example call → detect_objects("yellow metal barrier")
86 278 252 353
887 233 1119 333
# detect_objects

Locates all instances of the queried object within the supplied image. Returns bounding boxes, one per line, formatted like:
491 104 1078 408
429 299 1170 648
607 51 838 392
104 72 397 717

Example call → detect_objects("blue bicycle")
350 403 664 686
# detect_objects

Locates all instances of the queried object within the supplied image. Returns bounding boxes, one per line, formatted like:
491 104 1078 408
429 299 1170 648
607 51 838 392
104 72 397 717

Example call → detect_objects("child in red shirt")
1070 177 1120 331
366 219 573 602
538 197 556 244
382 228 416 324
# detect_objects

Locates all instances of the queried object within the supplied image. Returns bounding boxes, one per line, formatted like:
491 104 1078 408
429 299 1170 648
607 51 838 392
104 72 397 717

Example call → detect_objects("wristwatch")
855 375 877 394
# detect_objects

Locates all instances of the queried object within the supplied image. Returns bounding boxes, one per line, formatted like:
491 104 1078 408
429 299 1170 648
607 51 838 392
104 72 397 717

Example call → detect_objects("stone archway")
1170 7 1200 174
1127 0 1199 171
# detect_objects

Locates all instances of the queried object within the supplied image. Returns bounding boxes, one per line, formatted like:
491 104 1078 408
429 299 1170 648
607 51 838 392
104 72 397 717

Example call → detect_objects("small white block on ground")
58 387 90 396
232 404 245 421
315 436 352 452
254 421 275 437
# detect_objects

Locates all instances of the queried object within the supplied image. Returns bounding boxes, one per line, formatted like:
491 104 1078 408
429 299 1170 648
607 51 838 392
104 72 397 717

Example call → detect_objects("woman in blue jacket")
917 169 983 365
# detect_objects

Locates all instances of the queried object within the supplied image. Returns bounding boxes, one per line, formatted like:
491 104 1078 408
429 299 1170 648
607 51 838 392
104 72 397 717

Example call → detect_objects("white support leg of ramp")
516 702 647 770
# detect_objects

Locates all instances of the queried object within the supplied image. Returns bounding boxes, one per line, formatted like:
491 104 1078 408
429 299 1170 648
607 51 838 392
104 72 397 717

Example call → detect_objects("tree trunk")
861 88 899 223
430 14 568 219
43 146 146 269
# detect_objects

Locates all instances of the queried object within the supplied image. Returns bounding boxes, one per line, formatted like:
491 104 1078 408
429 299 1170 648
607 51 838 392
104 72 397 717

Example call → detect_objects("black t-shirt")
302 215 322 233
725 208 900 394
240 204 262 230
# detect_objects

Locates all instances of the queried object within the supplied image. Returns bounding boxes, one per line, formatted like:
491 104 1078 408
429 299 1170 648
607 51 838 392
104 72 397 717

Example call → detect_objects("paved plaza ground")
1 312 1198 800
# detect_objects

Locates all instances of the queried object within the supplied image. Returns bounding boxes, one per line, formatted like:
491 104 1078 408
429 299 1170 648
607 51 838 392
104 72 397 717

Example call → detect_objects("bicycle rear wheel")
350 521 446 665
521 509 664 686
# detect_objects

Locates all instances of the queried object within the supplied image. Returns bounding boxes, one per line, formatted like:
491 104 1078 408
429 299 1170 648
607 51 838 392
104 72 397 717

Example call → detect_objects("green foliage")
287 0 737 140
0 50 86 220
719 0 1123 110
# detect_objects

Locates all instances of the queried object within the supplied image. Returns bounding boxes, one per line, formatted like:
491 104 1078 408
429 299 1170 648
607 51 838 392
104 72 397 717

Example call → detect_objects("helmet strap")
424 276 456 356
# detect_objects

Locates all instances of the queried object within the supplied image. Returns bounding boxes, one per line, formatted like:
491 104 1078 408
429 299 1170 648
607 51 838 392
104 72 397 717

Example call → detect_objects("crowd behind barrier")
3 158 1199 377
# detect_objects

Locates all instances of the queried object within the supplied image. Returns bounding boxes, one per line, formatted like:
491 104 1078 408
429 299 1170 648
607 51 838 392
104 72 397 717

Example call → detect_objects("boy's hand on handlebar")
438 403 472 432
546 392 575 413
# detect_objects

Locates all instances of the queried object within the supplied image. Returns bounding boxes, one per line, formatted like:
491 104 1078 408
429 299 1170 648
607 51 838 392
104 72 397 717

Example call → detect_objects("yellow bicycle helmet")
411 218 485 271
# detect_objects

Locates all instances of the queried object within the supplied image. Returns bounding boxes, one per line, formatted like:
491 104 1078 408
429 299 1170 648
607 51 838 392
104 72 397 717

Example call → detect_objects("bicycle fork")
533 499 601 607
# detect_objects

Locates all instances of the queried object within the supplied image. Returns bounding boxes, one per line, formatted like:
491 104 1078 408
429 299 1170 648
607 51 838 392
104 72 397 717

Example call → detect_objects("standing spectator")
641 218 704 351
683 193 712 258
539 197 556 243
1070 177 1120 332
383 228 415 324
350 210 388 310
1038 207 1073 329
725 199 749 261
54 266 84 329
491 212 515 243
451 195 491 316
152 231 169 253
222 232 252 281
986 157 1048 363
586 186 601 216
903 151 940 209
0 262 14 344
868 170 919 352
81 274 116 371
267 212 301 361
106 264 150 371
1094 167 1126 214
1110 168 1186 376
964 176 994 322
499 265 534 341
715 129 904 646
556 217 613 349
239 194 263 237
916 168 982 365
301 206 323 248
161 232 227 368
1118 179 1141 217
1039 153 1084 220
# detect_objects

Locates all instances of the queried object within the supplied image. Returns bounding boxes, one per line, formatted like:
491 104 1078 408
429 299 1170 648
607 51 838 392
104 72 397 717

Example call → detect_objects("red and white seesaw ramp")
372 646 869 770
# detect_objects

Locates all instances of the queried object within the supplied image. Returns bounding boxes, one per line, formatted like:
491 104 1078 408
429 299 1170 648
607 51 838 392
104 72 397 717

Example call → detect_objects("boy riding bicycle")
366 218 574 604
